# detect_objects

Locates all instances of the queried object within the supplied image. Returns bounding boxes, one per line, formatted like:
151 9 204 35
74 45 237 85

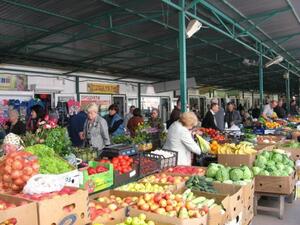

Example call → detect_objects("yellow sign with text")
87 83 119 94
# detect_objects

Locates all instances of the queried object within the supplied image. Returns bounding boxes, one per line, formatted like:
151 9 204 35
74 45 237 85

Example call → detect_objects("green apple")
138 213 147 221
125 217 133 224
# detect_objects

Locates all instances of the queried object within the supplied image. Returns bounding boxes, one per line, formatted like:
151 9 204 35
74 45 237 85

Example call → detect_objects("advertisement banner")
87 83 119 94
0 74 27 91
79 94 111 116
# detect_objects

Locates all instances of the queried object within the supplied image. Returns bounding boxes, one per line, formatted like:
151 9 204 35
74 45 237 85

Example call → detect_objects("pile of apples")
15 187 78 201
89 195 139 221
116 213 156 225
0 218 17 225
140 173 189 185
0 199 28 210
132 192 209 219
166 166 205 176
116 182 173 193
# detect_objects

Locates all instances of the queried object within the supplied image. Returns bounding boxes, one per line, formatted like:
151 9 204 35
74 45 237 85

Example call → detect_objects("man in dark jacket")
68 109 87 147
202 103 219 130
225 102 242 128
274 100 287 119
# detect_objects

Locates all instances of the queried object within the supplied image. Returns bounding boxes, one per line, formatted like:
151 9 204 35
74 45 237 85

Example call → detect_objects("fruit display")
280 140 300 149
0 151 39 192
256 135 281 144
139 156 160 177
140 173 189 185
264 121 280 129
95 195 138 206
100 155 134 174
165 166 205 176
288 116 300 123
217 142 257 155
116 214 156 225
87 165 108 175
205 163 253 185
132 190 216 218
0 218 17 225
252 150 294 176
73 147 97 162
185 176 216 193
198 128 225 142
15 187 78 201
115 182 173 193
25 144 74 174
0 199 28 211
210 140 220 154
89 201 118 221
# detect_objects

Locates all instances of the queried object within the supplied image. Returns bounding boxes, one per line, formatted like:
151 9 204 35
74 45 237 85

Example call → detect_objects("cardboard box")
91 207 127 224
254 144 275 151
212 183 244 221
242 197 254 225
129 207 208 225
254 172 295 195
218 154 256 167
240 180 255 209
80 162 113 193
0 194 38 225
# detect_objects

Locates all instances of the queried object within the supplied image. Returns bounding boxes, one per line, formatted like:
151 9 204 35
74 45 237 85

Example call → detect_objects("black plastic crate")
100 144 138 158
113 163 139 188
136 152 161 178
146 149 178 170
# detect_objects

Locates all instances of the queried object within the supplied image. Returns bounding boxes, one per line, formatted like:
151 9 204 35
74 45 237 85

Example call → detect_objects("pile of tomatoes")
199 128 225 142
100 155 134 174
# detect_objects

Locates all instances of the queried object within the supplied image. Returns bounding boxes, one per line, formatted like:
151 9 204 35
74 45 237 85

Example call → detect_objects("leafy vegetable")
229 168 243 181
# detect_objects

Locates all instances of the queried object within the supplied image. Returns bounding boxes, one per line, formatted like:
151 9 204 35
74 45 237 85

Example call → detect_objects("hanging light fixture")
186 19 202 38
265 55 284 68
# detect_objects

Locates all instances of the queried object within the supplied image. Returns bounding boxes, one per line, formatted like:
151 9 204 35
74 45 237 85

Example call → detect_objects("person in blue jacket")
68 108 87 147
104 104 125 137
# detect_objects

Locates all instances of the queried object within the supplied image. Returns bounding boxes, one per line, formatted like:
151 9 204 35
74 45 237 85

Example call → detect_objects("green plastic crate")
80 161 113 193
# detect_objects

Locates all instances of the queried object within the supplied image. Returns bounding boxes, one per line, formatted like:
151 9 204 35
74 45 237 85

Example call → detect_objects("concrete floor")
252 199 299 225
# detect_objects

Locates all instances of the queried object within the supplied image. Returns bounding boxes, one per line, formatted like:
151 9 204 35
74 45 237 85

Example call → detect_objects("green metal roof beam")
186 0 205 10
286 0 300 24
0 17 48 32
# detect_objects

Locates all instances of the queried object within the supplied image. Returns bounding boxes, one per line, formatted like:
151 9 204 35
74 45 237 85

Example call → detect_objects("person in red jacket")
127 108 144 137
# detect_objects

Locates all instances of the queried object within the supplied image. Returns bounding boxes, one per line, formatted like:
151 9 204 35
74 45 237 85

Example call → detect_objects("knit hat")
3 133 23 147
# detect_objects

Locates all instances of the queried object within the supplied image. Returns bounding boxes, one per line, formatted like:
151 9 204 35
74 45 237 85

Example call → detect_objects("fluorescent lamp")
186 19 202 38
265 55 283 68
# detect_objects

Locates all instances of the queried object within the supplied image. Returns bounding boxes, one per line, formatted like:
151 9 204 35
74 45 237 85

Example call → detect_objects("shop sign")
0 74 27 91
79 94 111 116
87 83 119 94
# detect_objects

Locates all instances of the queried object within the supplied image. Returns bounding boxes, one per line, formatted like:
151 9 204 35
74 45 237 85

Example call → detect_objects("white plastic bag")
23 174 65 195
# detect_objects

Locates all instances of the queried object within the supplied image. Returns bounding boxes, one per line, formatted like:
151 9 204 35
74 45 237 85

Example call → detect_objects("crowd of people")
1 96 299 166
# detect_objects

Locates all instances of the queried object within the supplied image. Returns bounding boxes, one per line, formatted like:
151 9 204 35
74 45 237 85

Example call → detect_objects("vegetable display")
252 150 294 176
217 142 257 155
140 173 189 185
195 134 210 153
185 176 216 193
116 214 155 225
0 151 39 192
280 141 300 149
115 182 173 193
198 128 225 142
25 144 74 174
100 155 134 174
205 163 253 185
165 166 205 176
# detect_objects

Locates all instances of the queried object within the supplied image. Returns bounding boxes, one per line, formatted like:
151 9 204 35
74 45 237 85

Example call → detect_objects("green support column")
75 76 80 101
286 72 291 114
137 83 141 109
259 44 264 111
299 78 300 107
179 0 187 112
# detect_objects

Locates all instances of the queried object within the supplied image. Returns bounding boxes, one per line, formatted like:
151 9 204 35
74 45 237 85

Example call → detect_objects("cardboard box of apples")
0 194 38 225
13 187 90 225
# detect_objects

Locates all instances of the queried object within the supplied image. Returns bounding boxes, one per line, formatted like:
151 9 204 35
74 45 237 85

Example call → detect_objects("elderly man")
210 98 225 130
4 110 26 135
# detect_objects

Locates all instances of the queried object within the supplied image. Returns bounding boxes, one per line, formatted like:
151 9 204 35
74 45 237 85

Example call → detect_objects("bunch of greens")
44 127 72 156
25 144 74 174
205 163 253 185
281 141 300 149
186 175 216 193
132 122 152 144
252 150 294 176
112 134 132 144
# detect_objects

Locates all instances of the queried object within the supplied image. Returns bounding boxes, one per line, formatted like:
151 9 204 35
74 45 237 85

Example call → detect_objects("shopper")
26 105 45 133
68 107 87 147
274 100 287 119
163 112 201 166
81 103 110 150
166 98 181 129
261 100 278 121
202 103 220 130
127 108 144 137
149 108 164 149
290 100 299 116
251 104 261 119
211 98 225 130
124 105 135 129
104 104 125 137
224 102 242 128
4 110 26 136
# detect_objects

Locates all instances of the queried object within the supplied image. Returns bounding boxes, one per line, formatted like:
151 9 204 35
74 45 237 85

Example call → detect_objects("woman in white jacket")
163 112 201 166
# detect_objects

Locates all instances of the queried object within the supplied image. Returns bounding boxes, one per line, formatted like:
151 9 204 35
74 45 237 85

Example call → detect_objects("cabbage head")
254 155 267 168
206 165 220 178
229 168 244 181
270 170 281 176
285 166 294 175
261 151 270 160
266 160 275 168
276 162 285 171
259 170 270 176
242 166 253 180
287 160 294 168
216 168 230 182
252 167 261 176
272 153 283 163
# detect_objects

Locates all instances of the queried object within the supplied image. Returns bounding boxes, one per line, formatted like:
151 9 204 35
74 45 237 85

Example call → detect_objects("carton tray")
218 154 256 167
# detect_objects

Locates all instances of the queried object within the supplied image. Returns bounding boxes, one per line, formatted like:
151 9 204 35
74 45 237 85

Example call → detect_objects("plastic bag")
23 174 65 195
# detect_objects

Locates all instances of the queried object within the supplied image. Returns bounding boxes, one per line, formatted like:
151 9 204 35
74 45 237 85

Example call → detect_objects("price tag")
129 170 136 178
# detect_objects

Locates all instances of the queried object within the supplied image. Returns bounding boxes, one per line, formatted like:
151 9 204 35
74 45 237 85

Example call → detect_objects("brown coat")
127 116 144 137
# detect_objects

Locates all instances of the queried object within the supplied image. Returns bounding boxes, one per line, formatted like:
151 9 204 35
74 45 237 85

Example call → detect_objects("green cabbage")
252 167 261 176
254 155 267 168
259 170 270 176
216 168 230 182
242 166 253 180
229 168 244 181
276 162 285 171
261 151 270 160
206 165 220 178
272 153 283 163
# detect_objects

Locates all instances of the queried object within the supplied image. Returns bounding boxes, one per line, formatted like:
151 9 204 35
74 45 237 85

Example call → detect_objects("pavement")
252 198 299 225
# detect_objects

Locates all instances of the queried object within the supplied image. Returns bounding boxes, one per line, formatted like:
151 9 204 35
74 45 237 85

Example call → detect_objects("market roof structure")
0 0 299 94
